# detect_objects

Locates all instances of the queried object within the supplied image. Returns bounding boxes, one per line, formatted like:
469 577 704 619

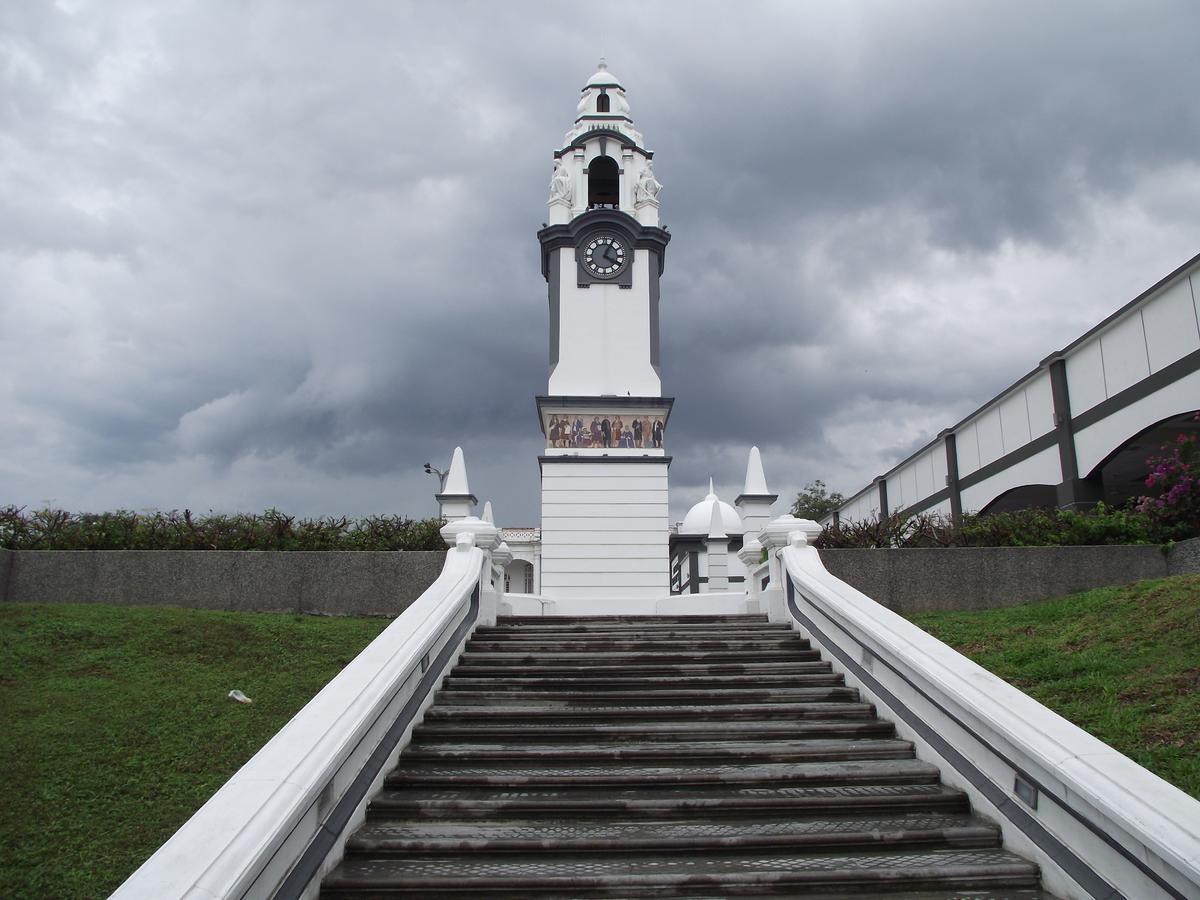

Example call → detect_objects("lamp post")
423 462 447 492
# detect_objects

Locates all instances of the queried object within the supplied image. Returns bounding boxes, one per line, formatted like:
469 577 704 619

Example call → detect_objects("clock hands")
586 237 624 273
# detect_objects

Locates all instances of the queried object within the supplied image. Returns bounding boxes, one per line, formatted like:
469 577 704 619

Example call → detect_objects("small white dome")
680 481 743 536
586 59 620 86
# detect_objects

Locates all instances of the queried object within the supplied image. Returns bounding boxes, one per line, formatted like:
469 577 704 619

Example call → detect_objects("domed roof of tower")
679 479 744 536
585 58 622 88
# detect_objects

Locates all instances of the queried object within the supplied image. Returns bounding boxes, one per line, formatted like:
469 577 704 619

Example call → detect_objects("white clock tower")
535 61 672 608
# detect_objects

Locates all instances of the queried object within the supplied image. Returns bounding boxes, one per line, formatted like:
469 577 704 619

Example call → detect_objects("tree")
792 480 846 520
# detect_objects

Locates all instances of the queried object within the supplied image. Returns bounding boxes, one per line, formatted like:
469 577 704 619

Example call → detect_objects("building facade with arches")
824 251 1200 526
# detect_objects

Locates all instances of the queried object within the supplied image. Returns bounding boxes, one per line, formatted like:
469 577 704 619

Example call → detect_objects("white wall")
959 444 1062 514
1074 368 1200 476
1066 272 1199 417
548 249 661 397
540 460 669 601
839 486 879 523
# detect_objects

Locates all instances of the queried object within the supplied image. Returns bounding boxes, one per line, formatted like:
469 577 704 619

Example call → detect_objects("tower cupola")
575 59 633 124
548 60 660 227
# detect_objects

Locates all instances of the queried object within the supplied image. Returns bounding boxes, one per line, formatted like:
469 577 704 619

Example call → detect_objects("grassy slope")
910 574 1200 799
0 604 388 900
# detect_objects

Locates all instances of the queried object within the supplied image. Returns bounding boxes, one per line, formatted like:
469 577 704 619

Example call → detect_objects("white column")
706 502 729 592
573 149 586 214
621 148 634 210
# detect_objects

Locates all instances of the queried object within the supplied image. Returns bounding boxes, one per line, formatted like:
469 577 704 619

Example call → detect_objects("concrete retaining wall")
1167 535 1200 576
818 542 1200 614
1 538 1197 617
0 548 445 617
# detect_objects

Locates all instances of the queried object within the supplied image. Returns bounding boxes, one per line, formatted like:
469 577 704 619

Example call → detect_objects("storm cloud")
3 1 1199 524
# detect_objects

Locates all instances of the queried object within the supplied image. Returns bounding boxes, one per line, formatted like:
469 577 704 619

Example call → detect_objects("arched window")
587 155 619 208
596 92 610 113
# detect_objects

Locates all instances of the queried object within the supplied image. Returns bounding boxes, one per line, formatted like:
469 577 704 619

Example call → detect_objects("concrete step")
458 650 823 663
345 812 999 854
386 758 942 788
413 719 894 743
475 628 796 643
464 637 812 652
322 848 1041 896
368 782 970 819
442 673 846 691
434 686 860 705
451 660 832 677
497 614 770 624
404 738 914 764
423 701 876 721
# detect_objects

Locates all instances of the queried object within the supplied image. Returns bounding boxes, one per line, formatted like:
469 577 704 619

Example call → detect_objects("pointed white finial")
707 477 716 498
443 446 470 495
743 446 770 496
597 57 608 71
707 497 727 540
481 501 494 525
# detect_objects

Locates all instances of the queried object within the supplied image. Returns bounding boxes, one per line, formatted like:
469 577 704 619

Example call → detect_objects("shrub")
1137 413 1200 540
0 507 447 551
815 504 1164 550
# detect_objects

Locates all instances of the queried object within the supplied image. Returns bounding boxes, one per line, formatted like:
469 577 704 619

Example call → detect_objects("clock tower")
535 61 673 608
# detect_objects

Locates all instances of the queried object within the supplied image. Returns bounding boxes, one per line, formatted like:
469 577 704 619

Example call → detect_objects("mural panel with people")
544 411 666 449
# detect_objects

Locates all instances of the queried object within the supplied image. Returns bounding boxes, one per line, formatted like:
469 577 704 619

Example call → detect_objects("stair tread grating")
320 613 1042 896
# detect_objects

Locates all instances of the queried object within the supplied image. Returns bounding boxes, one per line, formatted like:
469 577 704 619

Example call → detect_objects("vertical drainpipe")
875 476 889 518
940 428 963 526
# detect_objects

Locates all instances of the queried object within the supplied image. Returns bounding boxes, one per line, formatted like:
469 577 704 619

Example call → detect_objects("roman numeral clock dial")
583 234 626 277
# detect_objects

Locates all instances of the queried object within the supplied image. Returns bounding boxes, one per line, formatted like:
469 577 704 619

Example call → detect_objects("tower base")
538 456 670 605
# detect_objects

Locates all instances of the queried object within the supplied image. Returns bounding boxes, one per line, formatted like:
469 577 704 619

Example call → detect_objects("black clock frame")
579 232 629 281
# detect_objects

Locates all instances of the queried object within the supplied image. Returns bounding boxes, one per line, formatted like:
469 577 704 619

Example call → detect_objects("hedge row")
815 504 1195 550
0 507 446 551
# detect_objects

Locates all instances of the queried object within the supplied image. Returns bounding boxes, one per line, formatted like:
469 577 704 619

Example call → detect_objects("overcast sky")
3 1 1199 526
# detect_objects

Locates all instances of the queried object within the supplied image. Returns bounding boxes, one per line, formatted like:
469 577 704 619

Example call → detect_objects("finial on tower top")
597 57 608 71
743 446 770 496
444 446 470 496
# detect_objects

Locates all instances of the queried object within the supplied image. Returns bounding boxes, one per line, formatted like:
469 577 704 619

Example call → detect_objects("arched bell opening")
587 155 619 208
596 92 610 113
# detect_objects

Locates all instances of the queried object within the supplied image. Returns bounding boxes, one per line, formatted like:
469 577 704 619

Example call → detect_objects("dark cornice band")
537 209 670 280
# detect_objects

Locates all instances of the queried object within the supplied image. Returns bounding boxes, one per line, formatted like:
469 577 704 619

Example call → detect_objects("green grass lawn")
910 574 1200 799
0 604 388 900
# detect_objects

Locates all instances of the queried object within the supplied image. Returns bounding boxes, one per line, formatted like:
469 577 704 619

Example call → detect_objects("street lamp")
423 462 447 492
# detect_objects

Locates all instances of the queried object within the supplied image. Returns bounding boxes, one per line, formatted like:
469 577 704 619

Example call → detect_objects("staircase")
321 614 1044 897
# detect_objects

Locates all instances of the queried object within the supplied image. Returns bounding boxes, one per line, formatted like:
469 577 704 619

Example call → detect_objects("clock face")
583 234 627 278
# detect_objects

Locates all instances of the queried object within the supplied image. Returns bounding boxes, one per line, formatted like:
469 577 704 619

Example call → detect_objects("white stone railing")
780 530 1200 900
112 534 489 900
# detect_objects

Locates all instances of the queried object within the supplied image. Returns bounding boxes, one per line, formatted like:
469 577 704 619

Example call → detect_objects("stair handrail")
780 531 1200 900
112 535 487 900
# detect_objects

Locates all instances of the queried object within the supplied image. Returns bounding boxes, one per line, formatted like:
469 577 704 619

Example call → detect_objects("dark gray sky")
3 1 1199 525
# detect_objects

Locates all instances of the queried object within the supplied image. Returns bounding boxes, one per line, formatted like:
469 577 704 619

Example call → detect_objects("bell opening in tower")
596 92 610 112
587 155 619 208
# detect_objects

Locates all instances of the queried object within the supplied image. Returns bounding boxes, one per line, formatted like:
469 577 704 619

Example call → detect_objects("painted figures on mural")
546 414 665 449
